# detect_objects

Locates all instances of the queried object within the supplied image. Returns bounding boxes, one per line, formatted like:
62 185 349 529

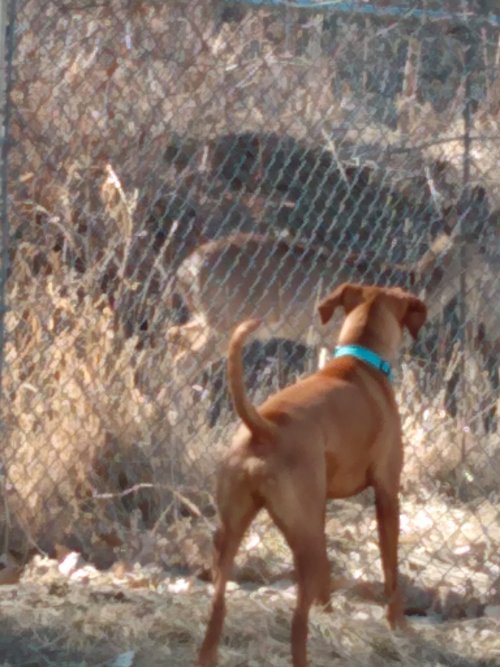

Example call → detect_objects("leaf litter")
0 493 498 667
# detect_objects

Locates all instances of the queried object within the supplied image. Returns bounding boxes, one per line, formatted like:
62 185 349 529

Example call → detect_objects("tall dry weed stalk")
0 255 183 555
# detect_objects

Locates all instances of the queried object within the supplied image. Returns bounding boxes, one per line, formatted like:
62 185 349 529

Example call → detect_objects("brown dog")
198 283 427 667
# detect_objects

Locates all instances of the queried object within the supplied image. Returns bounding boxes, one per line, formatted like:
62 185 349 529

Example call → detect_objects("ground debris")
0 548 497 666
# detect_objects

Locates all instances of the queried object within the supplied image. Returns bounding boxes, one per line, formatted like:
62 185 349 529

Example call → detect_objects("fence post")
459 23 474 462
0 0 15 406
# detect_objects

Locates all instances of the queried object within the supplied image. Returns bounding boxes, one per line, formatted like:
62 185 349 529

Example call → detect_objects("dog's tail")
228 319 276 439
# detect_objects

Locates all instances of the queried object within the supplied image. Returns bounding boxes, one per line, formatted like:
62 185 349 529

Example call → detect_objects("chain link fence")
0 0 499 645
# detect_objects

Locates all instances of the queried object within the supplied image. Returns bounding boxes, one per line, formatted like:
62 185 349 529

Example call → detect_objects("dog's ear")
318 283 363 324
403 296 427 339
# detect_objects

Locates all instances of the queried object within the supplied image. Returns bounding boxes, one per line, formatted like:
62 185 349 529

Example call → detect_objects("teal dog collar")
333 345 394 382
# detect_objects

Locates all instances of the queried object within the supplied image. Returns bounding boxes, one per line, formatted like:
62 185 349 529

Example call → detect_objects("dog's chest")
325 449 371 498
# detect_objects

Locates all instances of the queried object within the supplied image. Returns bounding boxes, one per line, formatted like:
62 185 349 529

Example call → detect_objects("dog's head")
318 283 427 343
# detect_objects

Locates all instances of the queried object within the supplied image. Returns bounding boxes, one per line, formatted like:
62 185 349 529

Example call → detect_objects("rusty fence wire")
0 0 498 618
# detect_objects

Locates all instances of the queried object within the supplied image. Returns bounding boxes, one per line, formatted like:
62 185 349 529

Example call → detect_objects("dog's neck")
336 306 400 366
337 330 396 365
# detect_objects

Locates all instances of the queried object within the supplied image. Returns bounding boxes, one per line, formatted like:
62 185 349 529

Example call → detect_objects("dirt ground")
0 517 498 667
0 570 498 667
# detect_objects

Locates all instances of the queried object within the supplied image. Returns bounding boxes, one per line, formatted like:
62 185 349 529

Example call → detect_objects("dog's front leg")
374 484 406 630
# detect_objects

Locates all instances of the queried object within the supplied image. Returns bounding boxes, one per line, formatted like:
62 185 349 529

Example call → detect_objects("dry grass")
0 548 498 667
398 361 500 499
2 265 161 552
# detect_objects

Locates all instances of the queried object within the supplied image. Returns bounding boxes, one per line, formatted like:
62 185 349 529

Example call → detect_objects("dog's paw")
386 591 412 633
198 646 218 667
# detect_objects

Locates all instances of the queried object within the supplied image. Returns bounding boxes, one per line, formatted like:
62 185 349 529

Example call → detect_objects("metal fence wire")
0 0 499 622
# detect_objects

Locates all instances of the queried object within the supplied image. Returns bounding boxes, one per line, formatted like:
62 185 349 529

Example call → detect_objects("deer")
166 233 413 377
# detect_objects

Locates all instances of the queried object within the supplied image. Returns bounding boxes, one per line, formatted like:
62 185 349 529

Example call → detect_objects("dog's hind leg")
198 490 260 667
290 527 330 667
267 483 330 667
